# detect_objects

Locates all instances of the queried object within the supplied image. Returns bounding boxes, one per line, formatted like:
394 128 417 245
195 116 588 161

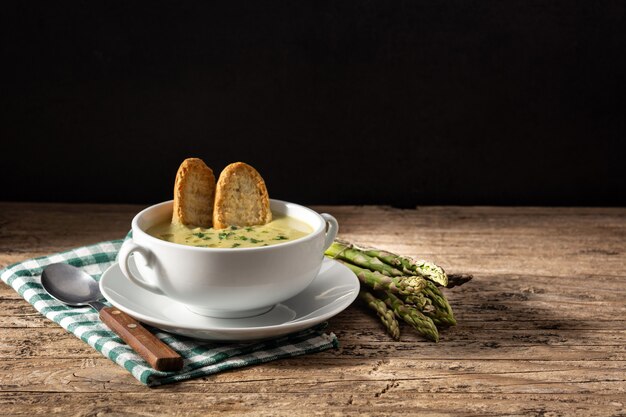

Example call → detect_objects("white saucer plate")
99 258 359 342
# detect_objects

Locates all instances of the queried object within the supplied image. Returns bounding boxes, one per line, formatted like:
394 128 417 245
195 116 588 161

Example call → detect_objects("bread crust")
213 162 272 229
172 158 216 227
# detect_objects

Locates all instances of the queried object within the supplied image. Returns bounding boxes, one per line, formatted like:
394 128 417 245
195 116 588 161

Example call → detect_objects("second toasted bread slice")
172 158 216 227
213 162 272 229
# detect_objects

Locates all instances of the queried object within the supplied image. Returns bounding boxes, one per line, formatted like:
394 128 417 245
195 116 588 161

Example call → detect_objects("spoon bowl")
41 263 102 307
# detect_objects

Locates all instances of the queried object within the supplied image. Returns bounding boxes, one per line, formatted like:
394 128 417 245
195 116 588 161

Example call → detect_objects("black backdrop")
2 1 624 207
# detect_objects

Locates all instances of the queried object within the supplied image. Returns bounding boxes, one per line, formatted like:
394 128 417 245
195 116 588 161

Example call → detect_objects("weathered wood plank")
2 324 626 362
2 357 626 394
0 392 624 416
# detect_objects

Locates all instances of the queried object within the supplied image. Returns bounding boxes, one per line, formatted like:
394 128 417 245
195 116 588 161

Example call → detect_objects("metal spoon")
41 263 183 371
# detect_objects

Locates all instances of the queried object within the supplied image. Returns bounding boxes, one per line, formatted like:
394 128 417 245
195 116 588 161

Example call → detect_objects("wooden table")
1 203 624 416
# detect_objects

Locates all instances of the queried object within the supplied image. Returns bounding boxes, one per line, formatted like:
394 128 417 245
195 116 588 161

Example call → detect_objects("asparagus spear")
400 292 435 314
337 260 428 296
408 259 448 287
330 240 448 287
422 281 456 326
363 247 448 287
381 291 439 342
428 311 457 327
446 273 473 288
399 286 456 327
326 241 404 277
360 290 400 340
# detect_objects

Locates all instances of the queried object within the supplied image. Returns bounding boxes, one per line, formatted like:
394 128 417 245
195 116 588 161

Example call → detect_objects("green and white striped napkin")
0 238 338 386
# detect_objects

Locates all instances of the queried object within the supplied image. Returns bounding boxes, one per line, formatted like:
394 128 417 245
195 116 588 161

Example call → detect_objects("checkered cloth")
0 238 338 386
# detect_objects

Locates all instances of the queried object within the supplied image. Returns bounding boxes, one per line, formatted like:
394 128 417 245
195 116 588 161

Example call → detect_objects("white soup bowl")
117 199 338 318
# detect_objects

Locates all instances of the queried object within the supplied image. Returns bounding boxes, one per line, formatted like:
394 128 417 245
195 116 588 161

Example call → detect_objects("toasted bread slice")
172 158 216 227
213 162 272 229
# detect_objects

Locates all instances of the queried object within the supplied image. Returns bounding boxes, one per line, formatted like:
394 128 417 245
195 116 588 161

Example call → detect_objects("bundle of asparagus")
325 240 471 342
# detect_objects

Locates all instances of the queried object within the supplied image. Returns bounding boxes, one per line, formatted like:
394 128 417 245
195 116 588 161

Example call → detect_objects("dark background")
1 1 624 207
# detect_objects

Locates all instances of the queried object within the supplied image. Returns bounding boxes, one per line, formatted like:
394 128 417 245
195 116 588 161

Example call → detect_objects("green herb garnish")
250 238 262 244
231 243 241 248
274 235 288 241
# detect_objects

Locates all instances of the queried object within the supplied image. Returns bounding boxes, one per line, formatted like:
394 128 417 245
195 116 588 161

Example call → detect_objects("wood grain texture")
99 307 183 372
0 202 625 416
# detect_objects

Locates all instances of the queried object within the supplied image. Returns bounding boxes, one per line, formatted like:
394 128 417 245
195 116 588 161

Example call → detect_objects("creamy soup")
147 215 313 248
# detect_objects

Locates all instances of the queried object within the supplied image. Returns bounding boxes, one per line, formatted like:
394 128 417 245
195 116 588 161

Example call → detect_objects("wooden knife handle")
99 306 183 372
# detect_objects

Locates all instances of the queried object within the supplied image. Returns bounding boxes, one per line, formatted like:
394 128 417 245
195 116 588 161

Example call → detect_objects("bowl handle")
118 239 164 295
320 213 339 251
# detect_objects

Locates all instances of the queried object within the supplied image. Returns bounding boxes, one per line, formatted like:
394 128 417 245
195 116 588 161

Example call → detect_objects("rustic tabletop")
0 203 624 416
